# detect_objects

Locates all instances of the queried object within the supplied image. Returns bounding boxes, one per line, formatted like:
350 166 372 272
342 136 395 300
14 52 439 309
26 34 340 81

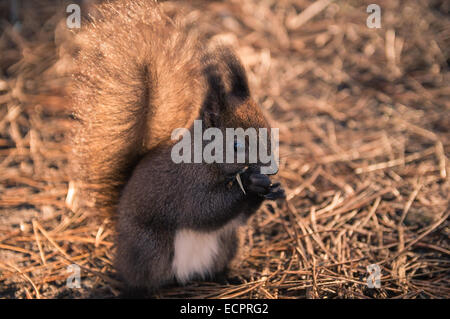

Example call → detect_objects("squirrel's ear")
205 45 250 100
201 64 228 127
216 46 250 100
201 45 250 126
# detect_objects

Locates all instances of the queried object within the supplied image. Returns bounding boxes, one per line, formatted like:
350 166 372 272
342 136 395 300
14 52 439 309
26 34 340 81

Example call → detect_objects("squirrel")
69 0 285 295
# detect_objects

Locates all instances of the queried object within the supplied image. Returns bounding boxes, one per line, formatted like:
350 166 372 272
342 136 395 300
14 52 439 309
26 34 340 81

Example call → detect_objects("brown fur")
70 0 205 211
69 0 285 294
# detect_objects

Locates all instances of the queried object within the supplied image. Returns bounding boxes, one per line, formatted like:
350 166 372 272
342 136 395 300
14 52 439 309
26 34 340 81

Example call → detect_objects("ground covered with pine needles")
0 0 449 298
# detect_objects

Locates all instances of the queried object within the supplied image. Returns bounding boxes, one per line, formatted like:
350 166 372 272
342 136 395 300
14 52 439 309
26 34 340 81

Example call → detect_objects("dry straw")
0 0 448 298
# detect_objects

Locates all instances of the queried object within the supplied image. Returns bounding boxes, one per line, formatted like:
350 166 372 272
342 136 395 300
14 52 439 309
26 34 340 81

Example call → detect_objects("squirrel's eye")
234 141 244 151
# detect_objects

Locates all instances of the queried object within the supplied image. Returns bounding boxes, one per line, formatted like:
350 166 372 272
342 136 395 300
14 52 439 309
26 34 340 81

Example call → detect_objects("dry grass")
0 0 449 299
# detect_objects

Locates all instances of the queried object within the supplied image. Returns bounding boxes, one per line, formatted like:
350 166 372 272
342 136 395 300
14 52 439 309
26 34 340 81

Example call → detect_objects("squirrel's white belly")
172 218 241 283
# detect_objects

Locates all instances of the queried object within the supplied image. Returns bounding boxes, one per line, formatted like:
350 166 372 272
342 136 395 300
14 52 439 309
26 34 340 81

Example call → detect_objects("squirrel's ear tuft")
217 46 250 100
202 45 250 103
201 64 228 127
201 45 251 126
206 45 250 100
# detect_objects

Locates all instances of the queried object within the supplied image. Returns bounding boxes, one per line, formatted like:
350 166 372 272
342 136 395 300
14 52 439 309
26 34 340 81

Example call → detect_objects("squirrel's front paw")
246 173 285 200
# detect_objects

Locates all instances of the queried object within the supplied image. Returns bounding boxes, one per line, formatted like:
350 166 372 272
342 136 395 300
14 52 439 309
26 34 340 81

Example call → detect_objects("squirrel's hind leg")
115 222 175 295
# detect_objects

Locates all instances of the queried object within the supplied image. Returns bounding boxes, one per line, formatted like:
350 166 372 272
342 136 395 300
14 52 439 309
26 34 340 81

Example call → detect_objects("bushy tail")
68 0 204 214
